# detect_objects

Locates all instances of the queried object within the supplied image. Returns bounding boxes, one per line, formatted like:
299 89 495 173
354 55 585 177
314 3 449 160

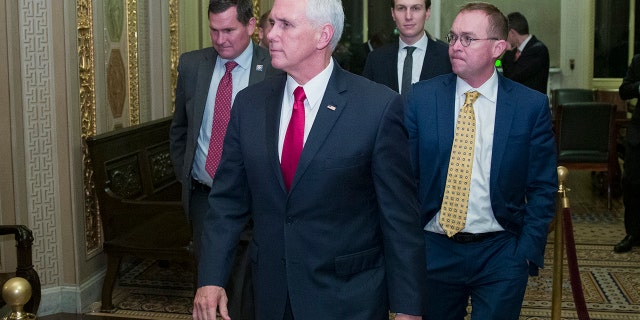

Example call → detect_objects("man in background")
615 54 640 253
501 12 550 94
405 3 557 319
257 9 271 48
350 29 390 75
192 0 426 318
169 0 280 318
363 0 451 95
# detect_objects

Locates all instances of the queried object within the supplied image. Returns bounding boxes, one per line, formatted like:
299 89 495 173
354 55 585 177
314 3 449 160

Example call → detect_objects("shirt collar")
285 59 334 110
455 69 499 103
217 42 254 70
399 32 429 53
518 35 533 52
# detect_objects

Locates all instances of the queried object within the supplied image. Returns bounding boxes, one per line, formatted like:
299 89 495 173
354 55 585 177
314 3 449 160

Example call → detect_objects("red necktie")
281 86 306 191
514 48 521 61
205 60 238 179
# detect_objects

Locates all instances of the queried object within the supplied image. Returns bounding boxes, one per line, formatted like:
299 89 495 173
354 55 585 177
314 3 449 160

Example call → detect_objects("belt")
191 178 211 193
448 231 502 243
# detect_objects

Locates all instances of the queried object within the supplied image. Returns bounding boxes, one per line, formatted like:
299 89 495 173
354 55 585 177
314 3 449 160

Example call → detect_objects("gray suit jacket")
169 43 281 217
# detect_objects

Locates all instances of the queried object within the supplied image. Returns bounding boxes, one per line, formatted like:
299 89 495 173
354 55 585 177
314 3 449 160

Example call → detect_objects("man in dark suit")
350 30 390 75
615 54 640 253
363 0 452 95
257 9 271 48
405 3 557 319
501 12 550 94
169 0 280 318
192 0 426 319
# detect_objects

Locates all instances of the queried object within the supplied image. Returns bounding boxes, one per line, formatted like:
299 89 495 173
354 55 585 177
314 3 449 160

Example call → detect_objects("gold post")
1 277 36 320
551 166 570 320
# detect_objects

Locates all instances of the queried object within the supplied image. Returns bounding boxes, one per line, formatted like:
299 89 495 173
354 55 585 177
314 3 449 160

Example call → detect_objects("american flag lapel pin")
327 105 336 111
256 64 264 71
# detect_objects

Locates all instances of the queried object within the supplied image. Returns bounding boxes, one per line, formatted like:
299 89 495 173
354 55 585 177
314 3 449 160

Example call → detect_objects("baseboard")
38 268 106 316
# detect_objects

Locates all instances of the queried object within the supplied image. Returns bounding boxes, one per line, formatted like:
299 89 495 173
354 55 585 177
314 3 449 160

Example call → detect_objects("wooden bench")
86 117 194 312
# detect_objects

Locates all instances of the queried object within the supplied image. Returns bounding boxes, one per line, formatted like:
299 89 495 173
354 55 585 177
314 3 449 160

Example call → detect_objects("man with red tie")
500 12 550 94
192 0 426 319
169 0 280 319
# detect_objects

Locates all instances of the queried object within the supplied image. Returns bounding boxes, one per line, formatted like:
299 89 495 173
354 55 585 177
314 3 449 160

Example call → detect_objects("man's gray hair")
306 0 344 51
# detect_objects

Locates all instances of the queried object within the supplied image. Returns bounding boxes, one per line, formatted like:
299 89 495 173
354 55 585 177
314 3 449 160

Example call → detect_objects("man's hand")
193 285 229 320
395 314 422 320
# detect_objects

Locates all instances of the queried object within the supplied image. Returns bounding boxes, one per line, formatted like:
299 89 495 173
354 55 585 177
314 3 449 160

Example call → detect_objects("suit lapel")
193 48 217 132
265 75 288 191
390 41 400 91
490 75 516 190
249 43 268 85
290 65 347 191
437 75 458 160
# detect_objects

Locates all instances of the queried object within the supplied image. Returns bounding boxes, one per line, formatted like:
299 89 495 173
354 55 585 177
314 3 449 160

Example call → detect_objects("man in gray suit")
169 0 279 318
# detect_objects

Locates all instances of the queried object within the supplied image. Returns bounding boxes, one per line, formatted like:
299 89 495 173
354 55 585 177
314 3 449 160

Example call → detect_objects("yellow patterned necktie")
440 91 480 237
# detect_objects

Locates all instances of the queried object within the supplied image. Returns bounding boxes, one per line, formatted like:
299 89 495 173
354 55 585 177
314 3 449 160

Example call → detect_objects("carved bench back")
86 117 181 241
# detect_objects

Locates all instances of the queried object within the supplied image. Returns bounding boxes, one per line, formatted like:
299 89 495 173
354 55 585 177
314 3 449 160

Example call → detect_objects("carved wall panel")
78 0 179 258
19 0 61 285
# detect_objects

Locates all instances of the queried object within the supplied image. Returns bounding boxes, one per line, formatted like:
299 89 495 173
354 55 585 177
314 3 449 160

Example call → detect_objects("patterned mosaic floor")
92 171 640 319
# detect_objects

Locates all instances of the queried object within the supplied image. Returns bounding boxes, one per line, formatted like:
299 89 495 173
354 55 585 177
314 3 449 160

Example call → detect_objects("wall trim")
38 268 105 316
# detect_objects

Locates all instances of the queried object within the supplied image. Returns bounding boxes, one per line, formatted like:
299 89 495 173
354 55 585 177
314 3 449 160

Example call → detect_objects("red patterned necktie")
205 60 238 179
281 86 306 191
514 48 521 61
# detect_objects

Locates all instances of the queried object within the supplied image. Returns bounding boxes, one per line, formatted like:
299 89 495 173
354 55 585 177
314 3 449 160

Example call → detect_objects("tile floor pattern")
92 170 640 320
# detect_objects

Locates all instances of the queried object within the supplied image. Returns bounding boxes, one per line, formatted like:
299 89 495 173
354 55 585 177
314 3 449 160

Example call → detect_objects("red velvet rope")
562 207 591 320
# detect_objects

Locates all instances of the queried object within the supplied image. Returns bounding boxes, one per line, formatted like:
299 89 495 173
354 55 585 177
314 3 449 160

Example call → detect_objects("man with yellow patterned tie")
404 3 557 319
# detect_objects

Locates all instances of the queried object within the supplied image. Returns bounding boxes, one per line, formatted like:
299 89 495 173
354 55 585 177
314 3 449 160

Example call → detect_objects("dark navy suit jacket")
405 72 557 273
362 37 452 92
501 35 550 94
199 64 426 319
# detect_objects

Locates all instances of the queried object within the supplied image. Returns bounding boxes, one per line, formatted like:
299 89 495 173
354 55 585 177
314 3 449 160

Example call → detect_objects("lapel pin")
256 64 264 71
327 105 336 111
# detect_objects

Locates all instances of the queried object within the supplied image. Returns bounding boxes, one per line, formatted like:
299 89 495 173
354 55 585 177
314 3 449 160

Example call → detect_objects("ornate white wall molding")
18 0 60 286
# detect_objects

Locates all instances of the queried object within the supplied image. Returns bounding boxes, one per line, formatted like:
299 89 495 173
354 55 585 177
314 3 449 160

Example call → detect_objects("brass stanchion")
552 166 570 320
2 277 36 320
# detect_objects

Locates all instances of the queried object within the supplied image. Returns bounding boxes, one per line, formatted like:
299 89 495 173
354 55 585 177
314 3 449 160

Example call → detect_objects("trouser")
424 231 529 320
190 182 255 320
623 140 640 237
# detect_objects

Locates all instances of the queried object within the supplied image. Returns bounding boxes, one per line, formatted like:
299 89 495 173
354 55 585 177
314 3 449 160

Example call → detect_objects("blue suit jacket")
405 72 557 272
199 63 426 319
362 37 452 92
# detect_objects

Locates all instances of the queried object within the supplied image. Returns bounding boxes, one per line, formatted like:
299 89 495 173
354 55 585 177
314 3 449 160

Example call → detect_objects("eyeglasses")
446 32 498 47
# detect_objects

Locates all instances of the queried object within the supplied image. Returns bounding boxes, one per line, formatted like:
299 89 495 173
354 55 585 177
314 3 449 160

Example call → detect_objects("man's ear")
246 16 257 36
317 23 334 49
493 39 508 59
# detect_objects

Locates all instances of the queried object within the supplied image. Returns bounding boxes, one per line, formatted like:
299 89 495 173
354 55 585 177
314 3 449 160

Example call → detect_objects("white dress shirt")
192 44 254 186
397 33 429 94
425 69 505 234
278 59 334 160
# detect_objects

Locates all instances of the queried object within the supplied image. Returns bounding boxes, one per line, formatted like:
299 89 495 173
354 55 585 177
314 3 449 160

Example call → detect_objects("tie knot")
293 86 306 102
405 46 416 55
225 61 238 73
464 91 479 105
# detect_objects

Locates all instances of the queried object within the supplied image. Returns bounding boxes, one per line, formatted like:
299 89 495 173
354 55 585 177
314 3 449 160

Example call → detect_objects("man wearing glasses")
404 3 557 319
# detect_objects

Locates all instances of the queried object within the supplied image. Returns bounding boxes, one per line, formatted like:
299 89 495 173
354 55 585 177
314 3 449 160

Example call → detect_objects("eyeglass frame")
446 32 499 47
